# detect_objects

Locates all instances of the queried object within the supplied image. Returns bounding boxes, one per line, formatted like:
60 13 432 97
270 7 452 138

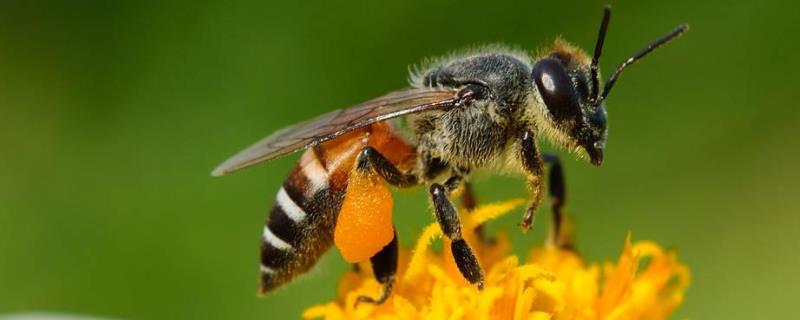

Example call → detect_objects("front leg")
518 130 546 231
542 153 572 249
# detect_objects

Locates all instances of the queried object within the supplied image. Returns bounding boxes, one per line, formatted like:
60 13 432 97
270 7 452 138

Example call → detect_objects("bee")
213 5 688 305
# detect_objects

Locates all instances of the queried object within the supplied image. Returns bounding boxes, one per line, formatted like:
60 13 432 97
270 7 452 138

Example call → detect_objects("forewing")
212 88 456 176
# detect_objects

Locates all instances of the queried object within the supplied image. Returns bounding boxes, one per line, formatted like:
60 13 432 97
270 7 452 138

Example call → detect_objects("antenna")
598 23 690 104
589 5 612 104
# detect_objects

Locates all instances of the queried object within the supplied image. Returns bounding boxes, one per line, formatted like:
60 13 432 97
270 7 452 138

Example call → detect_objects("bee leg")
543 153 572 250
460 181 496 245
442 167 471 193
356 147 418 187
430 183 485 289
443 171 492 244
355 230 398 306
518 130 545 231
461 181 478 211
444 173 486 239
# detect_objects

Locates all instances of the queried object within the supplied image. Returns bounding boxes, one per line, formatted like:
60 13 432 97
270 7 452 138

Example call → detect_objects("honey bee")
213 5 687 305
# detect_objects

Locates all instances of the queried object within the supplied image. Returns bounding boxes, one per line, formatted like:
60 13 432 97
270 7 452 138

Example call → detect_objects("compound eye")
532 58 581 123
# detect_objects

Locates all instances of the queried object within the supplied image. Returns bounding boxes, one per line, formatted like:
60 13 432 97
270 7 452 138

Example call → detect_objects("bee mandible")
213 5 688 305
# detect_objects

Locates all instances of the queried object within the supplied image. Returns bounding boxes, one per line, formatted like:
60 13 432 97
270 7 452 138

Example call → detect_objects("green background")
1 1 797 319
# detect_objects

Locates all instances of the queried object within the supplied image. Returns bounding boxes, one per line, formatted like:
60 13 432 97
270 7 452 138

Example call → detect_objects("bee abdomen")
259 148 345 293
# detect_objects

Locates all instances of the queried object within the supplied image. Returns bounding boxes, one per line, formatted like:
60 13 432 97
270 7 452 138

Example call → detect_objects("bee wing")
212 87 457 176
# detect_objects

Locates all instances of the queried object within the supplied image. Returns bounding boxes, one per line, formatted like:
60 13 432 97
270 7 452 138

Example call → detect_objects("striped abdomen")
258 125 385 292
258 123 416 293
259 145 347 293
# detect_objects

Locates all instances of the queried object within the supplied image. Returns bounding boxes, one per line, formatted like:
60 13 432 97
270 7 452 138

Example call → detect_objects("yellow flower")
303 199 690 320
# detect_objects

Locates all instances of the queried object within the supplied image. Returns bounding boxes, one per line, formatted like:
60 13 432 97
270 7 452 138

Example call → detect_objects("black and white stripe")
276 187 307 223
259 149 341 293
261 183 307 264
300 149 330 197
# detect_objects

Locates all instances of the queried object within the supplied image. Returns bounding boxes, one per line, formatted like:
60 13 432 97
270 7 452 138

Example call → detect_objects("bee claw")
354 280 393 307
354 294 387 308
354 296 370 308
519 208 536 232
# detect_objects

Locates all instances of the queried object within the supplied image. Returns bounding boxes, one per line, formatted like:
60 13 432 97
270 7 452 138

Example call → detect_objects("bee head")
529 5 687 166
531 43 607 165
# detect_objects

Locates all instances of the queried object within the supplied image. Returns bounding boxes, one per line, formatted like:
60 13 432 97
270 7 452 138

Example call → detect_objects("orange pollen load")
334 170 394 263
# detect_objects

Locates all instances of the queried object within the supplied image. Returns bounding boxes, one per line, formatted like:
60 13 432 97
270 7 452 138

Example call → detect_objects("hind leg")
355 230 398 305
356 147 418 187
349 147 409 305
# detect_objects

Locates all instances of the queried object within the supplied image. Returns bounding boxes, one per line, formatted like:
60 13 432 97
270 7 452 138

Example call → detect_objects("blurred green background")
1 0 798 319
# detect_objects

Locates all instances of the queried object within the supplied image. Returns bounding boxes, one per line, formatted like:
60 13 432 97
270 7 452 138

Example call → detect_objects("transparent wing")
211 87 457 176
